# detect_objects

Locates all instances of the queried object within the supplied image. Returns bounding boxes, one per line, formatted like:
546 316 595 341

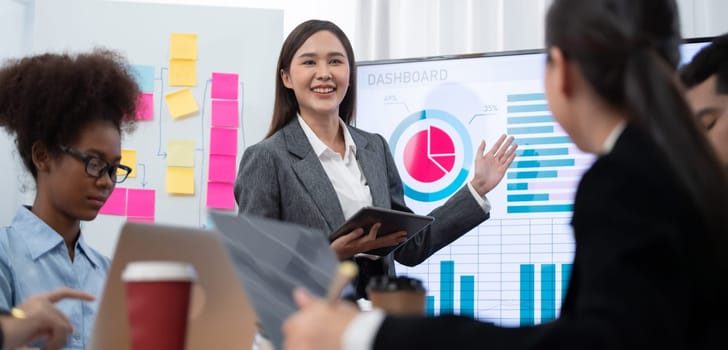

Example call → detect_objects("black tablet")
329 207 435 256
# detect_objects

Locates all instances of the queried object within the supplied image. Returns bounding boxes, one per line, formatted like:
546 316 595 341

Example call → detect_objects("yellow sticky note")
120 149 137 178
167 140 195 167
164 88 198 119
170 33 197 60
166 167 195 195
169 59 196 86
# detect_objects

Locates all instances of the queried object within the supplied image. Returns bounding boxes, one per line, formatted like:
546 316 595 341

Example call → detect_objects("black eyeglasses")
59 145 132 183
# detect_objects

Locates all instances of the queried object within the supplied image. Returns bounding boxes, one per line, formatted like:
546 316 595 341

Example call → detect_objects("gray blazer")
234 120 488 296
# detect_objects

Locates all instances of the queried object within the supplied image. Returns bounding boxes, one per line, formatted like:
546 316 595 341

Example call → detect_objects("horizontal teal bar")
507 183 528 190
508 104 550 113
516 136 572 145
507 170 558 179
511 159 575 169
507 93 545 102
508 193 548 202
507 115 554 124
507 126 554 135
508 204 574 213
516 148 569 157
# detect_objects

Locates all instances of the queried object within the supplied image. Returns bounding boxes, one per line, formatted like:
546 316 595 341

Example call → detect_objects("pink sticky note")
136 93 154 121
211 100 239 128
211 73 238 99
208 155 237 183
100 187 127 215
209 127 237 156
127 188 155 218
127 216 155 223
207 182 235 210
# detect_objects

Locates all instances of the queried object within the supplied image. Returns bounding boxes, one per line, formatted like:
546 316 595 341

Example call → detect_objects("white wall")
112 0 358 49
108 0 728 61
678 0 728 39
0 0 35 226
355 0 728 61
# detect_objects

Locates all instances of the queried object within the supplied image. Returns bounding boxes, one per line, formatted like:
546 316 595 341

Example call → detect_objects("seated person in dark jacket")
680 33 728 169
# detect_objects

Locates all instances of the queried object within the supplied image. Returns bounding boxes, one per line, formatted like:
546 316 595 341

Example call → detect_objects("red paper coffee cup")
122 261 197 350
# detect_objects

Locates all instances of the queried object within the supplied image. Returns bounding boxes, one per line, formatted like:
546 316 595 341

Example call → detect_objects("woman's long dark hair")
546 0 728 267
266 20 357 138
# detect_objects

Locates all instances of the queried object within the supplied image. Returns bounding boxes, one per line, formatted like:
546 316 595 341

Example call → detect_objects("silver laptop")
89 222 257 350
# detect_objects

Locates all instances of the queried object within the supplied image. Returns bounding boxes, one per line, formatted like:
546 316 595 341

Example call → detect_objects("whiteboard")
0 0 283 257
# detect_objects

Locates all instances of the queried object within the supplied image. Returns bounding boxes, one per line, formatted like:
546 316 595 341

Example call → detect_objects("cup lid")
366 275 425 292
122 261 197 282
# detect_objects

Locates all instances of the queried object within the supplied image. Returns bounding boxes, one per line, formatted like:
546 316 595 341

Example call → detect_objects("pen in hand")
326 261 359 305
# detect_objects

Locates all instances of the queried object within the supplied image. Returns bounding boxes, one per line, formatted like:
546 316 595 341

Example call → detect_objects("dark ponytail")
622 47 728 245
547 0 728 269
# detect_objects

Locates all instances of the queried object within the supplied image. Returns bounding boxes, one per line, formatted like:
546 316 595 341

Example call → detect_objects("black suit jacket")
374 125 727 349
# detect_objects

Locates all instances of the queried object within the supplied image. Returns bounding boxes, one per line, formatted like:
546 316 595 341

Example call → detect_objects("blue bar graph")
507 183 529 190
520 264 535 326
508 204 574 214
441 260 454 314
516 148 569 157
426 261 478 317
507 170 558 179
510 159 575 169
507 125 554 135
541 264 556 322
515 136 572 145
507 115 554 124
460 275 475 317
508 194 549 202
508 104 550 113
507 93 545 102
562 263 573 301
426 295 435 317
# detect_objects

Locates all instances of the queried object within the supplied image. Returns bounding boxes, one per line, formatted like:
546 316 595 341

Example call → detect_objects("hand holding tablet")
329 207 435 256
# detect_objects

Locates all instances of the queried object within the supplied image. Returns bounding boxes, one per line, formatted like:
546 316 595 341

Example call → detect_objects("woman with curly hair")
0 49 139 349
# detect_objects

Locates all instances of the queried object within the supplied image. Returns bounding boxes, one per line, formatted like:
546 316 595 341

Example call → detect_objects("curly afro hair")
0 48 139 179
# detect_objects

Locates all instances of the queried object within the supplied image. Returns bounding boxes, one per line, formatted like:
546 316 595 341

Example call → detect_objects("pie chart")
403 126 456 183
390 109 472 202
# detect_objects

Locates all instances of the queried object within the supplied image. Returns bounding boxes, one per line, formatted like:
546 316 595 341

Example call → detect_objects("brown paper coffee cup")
367 276 426 316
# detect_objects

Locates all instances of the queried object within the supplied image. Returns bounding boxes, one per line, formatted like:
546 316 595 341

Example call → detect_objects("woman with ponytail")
282 0 728 349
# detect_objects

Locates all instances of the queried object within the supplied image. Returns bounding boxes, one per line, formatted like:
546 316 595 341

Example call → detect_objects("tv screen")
354 39 711 326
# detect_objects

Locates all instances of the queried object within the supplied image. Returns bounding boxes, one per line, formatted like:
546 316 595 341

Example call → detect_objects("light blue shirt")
0 206 109 349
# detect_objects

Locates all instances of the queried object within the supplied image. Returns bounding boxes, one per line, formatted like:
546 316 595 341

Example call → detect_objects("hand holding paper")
326 261 358 304
283 288 359 350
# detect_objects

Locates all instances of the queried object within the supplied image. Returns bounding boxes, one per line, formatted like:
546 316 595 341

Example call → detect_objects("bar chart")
425 260 476 317
519 263 573 325
386 92 581 326
402 217 575 326
504 93 593 215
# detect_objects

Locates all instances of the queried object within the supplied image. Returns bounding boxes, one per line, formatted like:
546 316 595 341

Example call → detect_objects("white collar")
601 121 627 154
297 115 357 158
